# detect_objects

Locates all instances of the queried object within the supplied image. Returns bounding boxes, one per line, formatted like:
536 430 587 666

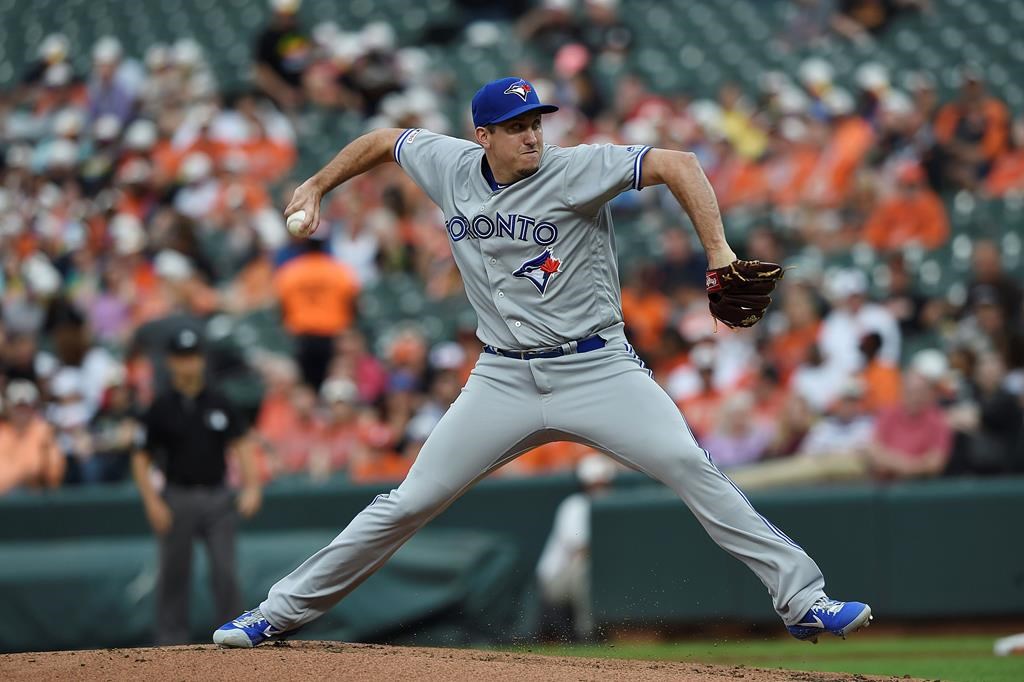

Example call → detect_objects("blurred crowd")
2 0 1023 498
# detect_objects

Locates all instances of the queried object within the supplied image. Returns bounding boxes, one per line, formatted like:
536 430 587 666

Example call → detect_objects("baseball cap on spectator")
168 328 204 355
21 254 62 296
270 0 301 14
124 119 158 151
39 33 69 64
321 377 358 404
180 152 213 184
53 109 84 137
117 158 153 186
6 380 40 407
92 36 123 65
171 38 203 68
882 89 913 116
471 77 559 128
910 349 948 383
93 114 122 142
312 20 340 48
428 342 466 371
577 453 617 487
691 343 716 371
110 213 147 255
331 33 365 63
44 62 72 88
798 57 833 90
145 44 170 71
778 87 809 116
46 139 79 169
154 249 194 281
855 62 889 93
823 88 855 117
361 22 396 53
826 269 868 302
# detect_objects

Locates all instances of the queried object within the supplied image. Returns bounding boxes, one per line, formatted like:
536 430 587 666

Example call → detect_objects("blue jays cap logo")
472 77 559 128
503 80 532 102
513 248 562 295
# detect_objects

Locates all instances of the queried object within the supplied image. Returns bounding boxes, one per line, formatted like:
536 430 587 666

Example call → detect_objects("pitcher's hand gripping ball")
705 259 786 329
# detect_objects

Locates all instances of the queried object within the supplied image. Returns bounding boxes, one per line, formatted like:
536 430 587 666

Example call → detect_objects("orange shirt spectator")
0 382 64 495
766 143 819 207
349 450 411 484
677 387 725 443
859 358 902 413
621 286 670 356
769 320 821 384
713 156 768 210
985 117 1024 197
243 138 297 184
502 441 590 476
804 115 874 207
274 242 361 336
863 164 949 251
935 95 1010 165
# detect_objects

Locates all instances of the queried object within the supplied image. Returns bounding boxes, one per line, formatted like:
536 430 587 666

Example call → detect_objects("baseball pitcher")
214 77 871 647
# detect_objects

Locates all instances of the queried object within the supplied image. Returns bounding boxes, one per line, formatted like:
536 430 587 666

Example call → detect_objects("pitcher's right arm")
284 128 404 236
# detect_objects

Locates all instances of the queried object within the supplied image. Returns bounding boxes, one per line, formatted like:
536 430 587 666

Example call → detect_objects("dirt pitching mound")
0 640 915 681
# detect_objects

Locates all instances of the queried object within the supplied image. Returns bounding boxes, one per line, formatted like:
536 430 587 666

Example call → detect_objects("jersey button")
498 291 504 298
490 258 497 265
514 321 522 327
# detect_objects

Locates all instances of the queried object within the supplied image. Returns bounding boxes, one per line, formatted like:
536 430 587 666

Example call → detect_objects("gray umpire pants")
157 485 241 645
261 325 826 631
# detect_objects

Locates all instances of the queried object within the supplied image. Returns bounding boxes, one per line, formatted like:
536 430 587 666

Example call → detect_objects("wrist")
706 249 737 270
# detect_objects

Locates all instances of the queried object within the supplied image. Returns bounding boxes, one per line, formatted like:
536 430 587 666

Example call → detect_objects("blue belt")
483 334 606 360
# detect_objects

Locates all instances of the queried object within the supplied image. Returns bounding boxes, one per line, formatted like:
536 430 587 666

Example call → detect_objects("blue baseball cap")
471 77 559 128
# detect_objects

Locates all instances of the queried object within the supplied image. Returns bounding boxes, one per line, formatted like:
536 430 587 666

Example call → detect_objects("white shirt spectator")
798 415 876 457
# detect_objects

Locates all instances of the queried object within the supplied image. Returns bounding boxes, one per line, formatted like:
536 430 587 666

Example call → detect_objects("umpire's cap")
471 77 559 128
168 328 204 355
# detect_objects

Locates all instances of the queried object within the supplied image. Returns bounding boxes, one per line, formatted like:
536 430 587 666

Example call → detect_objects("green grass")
516 635 1024 682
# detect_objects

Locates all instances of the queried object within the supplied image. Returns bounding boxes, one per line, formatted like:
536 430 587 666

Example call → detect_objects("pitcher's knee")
372 488 446 527
659 442 713 482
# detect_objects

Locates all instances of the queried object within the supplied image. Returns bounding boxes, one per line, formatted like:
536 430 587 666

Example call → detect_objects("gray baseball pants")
260 325 826 630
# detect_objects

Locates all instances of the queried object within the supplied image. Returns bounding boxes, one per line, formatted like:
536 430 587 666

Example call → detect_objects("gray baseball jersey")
257 130 828 636
394 128 648 350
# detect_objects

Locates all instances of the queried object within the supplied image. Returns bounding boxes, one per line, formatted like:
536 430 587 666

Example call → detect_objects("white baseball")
286 210 308 237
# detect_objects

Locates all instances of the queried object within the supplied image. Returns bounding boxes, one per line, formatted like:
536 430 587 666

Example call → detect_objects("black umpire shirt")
143 387 244 487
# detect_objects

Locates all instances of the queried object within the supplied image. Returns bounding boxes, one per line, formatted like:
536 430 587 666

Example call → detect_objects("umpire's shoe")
787 597 872 643
213 608 283 648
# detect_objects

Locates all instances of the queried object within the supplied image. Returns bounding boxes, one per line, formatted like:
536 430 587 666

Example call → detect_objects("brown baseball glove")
705 259 785 329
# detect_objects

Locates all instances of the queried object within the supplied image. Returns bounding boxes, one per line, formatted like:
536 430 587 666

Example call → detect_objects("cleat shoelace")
233 610 267 628
810 599 845 617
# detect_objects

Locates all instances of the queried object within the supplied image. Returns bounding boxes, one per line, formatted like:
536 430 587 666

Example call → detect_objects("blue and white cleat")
213 608 282 648
787 597 872 643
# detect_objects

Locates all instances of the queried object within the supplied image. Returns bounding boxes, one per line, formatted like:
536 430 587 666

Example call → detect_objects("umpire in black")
131 328 262 645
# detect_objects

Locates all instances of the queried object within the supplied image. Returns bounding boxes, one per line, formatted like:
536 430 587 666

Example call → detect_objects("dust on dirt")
0 641 920 681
